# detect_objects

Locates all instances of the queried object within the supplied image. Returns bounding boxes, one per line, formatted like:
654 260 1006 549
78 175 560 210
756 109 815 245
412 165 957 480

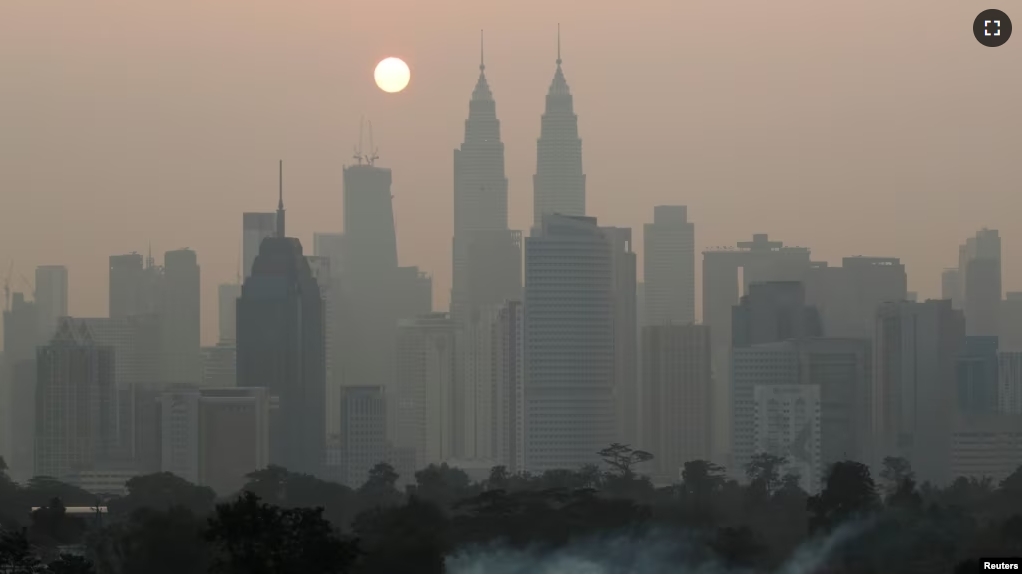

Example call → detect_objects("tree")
47 554 94 574
597 443 654 479
745 453 788 502
206 492 358 573
413 464 473 509
485 466 509 491
0 528 43 573
357 463 402 509
28 498 86 548
108 473 215 517
353 497 449 573
681 460 727 499
879 457 914 499
808 461 879 533
90 506 209 574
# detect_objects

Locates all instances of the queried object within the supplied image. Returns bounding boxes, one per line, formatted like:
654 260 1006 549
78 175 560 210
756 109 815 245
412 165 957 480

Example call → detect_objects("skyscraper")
34 265 68 345
236 164 325 476
452 32 510 319
109 252 160 319
524 215 615 472
35 320 116 479
958 229 1001 337
242 213 276 280
493 300 524 472
874 300 965 484
643 206 695 326
217 283 241 344
162 249 200 384
532 27 586 229
342 162 399 392
602 226 638 446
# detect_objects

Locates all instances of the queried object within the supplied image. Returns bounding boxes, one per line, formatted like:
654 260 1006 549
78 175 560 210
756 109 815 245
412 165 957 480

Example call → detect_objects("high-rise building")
162 249 200 385
957 229 1001 337
942 268 962 309
217 283 241 344
732 337 869 485
493 300 524 472
805 257 907 339
236 169 325 476
874 300 965 485
3 292 38 481
342 163 399 392
956 336 999 414
702 234 812 463
451 34 510 319
34 265 68 345
643 206 695 327
339 385 387 488
35 320 116 479
201 343 236 388
394 313 456 469
160 387 270 495
242 213 276 280
999 351 1022 415
313 232 346 277
1001 293 1022 352
109 252 160 318
524 215 615 472
732 281 822 348
753 384 823 493
532 29 585 228
602 226 638 446
642 324 712 483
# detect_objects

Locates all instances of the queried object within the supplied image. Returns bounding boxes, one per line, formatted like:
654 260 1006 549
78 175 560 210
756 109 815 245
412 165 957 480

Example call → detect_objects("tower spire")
276 160 286 238
480 29 485 71
556 23 561 65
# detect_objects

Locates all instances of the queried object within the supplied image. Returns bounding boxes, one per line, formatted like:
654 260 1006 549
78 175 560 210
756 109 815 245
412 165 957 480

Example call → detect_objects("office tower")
874 300 965 485
731 281 822 348
109 252 161 318
217 283 241 344
458 302 500 460
2 292 38 481
702 234 812 463
532 28 585 228
160 387 270 494
950 413 1022 483
942 268 962 309
395 266 434 320
906 292 918 302
999 351 1022 414
339 386 387 488
34 265 68 345
805 257 907 339
394 313 456 469
493 300 524 472
642 324 712 482
314 232 346 276
201 343 236 388
731 337 869 482
1001 293 1022 352
342 162 399 392
753 384 822 493
643 206 695 326
237 170 325 476
602 227 638 446
35 320 116 479
162 249 200 385
451 33 510 321
957 336 999 414
524 215 615 472
957 229 1001 337
242 213 276 280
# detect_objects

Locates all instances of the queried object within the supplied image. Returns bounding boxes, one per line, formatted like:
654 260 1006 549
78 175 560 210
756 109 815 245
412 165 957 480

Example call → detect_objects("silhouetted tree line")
0 446 1019 572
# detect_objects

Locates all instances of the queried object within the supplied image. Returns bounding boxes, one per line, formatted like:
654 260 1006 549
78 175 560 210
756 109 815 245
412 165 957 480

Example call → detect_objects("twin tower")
451 27 586 315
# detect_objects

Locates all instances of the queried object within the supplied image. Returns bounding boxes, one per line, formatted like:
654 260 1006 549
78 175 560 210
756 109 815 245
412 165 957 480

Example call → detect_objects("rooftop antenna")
276 160 286 238
353 116 365 165
556 23 561 66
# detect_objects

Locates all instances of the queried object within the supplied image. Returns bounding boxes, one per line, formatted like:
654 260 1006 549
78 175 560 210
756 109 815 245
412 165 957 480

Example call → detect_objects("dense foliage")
0 448 1017 572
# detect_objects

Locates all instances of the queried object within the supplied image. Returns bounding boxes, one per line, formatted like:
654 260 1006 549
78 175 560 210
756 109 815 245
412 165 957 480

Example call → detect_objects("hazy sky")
1 0 1020 345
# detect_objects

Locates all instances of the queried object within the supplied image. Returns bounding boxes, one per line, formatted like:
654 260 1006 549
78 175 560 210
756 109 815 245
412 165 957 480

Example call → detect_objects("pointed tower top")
480 29 485 71
276 160 286 238
471 31 493 101
556 23 562 66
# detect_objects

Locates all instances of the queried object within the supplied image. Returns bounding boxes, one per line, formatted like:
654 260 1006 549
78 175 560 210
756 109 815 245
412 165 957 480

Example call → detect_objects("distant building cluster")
1 35 1019 497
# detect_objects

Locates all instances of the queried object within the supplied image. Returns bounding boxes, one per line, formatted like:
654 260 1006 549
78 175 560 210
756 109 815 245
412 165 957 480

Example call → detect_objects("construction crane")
352 115 380 167
3 262 13 312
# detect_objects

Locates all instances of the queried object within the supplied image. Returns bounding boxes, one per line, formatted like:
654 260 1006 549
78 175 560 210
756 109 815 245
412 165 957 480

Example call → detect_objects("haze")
0 0 1017 345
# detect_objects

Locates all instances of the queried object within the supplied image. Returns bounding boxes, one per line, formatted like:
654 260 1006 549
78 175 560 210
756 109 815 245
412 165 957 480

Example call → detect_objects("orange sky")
1 0 1019 345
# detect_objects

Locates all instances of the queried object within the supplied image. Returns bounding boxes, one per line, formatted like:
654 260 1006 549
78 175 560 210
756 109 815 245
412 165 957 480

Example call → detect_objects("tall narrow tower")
452 30 510 318
532 25 586 229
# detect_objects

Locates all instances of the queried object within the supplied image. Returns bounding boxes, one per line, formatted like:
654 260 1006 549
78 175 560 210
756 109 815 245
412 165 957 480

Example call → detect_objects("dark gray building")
237 172 325 476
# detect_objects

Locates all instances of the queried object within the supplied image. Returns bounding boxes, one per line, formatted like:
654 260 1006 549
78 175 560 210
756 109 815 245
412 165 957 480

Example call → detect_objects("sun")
374 57 410 93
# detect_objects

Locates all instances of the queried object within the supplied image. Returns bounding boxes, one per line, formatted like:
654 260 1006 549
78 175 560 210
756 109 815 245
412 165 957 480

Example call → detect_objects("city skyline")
1 1 1019 346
